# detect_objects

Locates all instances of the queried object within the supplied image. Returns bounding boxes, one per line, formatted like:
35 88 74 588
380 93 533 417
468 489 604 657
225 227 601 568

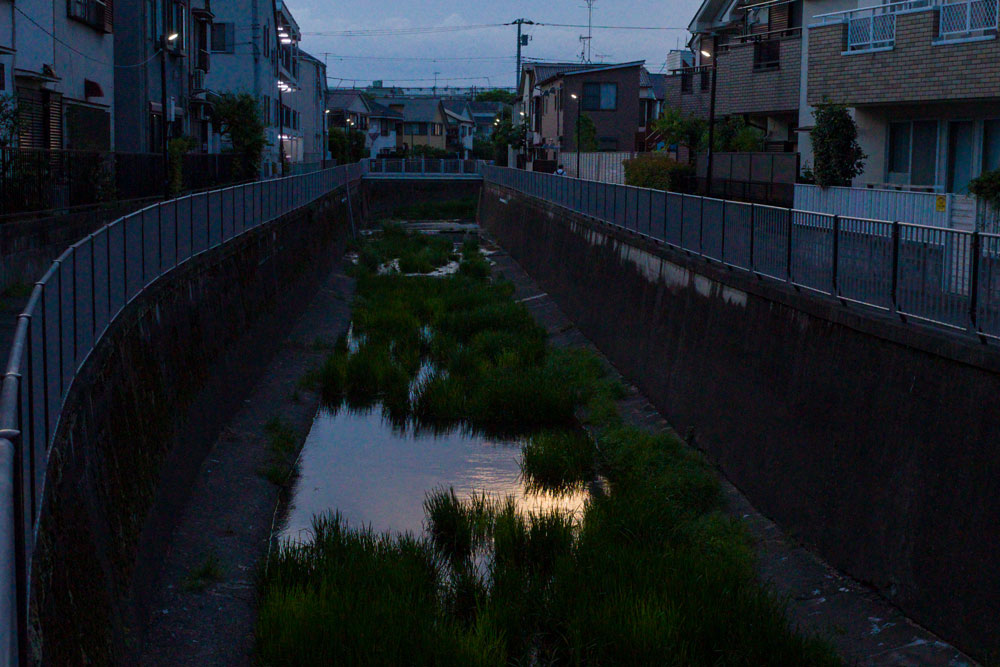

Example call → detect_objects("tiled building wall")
809 10 1000 105
716 37 801 116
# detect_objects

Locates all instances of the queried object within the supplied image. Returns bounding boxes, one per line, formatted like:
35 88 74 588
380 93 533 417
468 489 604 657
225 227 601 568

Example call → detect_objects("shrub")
810 102 866 188
623 153 695 192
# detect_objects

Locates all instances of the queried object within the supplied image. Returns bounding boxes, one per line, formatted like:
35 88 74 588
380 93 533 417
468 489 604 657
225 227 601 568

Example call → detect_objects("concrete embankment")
29 184 360 664
480 182 1000 659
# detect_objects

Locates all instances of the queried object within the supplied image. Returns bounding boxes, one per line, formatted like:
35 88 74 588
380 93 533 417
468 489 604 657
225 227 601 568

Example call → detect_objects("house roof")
441 100 473 123
647 73 669 100
536 60 646 86
518 61 588 94
327 89 370 113
368 100 403 120
374 97 443 123
468 101 504 116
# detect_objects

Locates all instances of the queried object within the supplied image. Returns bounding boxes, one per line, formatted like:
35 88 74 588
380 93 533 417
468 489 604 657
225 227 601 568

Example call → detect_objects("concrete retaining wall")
362 179 481 220
480 183 1000 658
28 185 359 664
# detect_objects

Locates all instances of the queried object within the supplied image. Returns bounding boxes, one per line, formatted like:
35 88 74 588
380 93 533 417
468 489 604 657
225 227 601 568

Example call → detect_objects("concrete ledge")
481 183 1000 659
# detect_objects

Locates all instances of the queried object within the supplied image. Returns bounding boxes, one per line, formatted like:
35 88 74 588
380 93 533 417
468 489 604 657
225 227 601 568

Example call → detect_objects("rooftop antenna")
579 0 596 63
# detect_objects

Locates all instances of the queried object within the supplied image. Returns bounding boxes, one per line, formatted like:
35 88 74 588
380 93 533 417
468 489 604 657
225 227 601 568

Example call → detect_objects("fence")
794 183 955 229
0 161 366 665
0 148 240 216
558 152 645 184
483 166 1000 340
696 152 798 207
365 158 486 177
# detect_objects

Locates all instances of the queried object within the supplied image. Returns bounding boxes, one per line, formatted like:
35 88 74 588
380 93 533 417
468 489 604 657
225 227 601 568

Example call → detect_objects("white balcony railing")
938 0 999 39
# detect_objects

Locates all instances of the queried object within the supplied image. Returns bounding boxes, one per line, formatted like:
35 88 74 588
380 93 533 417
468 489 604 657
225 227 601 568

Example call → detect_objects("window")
432 123 442 136
700 70 710 91
164 2 187 50
681 72 693 94
381 120 390 137
211 23 235 53
68 0 110 32
753 40 781 70
599 136 619 151
888 120 938 186
0 64 4 92
984 120 1000 173
404 122 426 135
582 82 617 111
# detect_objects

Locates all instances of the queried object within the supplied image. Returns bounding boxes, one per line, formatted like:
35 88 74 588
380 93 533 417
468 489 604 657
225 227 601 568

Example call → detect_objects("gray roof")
326 89 367 112
468 101 504 116
374 97 443 123
647 73 669 100
368 100 403 120
441 100 473 123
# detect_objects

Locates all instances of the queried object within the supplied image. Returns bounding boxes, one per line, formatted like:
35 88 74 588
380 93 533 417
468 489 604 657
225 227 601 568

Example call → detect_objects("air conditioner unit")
192 69 206 92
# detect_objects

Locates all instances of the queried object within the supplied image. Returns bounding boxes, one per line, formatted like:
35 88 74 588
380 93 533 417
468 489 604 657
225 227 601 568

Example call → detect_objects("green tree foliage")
653 108 707 164
970 169 1000 231
0 93 18 148
329 127 367 164
410 145 452 158
490 107 526 166
167 136 197 196
810 102 866 188
713 116 764 153
574 113 599 152
474 89 517 105
213 92 267 179
623 153 695 192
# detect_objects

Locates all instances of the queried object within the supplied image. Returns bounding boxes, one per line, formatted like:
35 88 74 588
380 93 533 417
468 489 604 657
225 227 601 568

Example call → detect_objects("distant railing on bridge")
482 166 1000 341
0 161 366 665
364 158 488 177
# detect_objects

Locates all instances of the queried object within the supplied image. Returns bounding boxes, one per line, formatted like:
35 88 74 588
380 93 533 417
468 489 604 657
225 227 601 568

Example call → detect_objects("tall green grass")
257 228 842 666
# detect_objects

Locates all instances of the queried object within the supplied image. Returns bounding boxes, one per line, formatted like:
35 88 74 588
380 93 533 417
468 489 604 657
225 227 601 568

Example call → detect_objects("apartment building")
2 0 115 149
367 101 402 157
665 0 805 151
442 99 474 157
293 51 326 164
519 61 645 161
806 0 1000 197
113 0 214 154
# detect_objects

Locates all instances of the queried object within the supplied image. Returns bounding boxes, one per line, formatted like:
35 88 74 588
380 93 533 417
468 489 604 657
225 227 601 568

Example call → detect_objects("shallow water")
282 405 587 543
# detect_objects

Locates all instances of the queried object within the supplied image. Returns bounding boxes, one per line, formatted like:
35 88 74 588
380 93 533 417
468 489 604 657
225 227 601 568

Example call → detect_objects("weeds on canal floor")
256 229 841 665
392 196 477 221
357 223 456 275
258 417 300 487
183 552 224 592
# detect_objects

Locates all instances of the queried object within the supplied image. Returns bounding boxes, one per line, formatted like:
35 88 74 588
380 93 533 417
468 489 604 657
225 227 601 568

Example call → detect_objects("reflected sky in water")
282 406 587 543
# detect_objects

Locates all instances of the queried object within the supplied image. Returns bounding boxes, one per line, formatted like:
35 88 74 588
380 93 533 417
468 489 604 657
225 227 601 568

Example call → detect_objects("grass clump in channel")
357 223 456 275
183 553 224 592
256 228 841 665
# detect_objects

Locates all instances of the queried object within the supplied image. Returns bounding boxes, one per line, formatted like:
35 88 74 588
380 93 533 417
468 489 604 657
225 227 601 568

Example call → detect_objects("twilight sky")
287 0 703 89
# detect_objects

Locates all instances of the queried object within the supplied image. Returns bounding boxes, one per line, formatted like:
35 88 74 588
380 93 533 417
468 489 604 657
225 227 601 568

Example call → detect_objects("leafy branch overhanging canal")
256 226 841 665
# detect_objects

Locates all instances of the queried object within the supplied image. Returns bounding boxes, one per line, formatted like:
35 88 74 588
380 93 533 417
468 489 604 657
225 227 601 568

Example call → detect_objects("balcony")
197 48 210 72
813 0 999 54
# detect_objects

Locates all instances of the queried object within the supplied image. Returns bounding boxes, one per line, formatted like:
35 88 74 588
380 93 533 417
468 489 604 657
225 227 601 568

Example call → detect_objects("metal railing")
0 161 366 665
939 0 999 38
482 166 1000 339
364 158 486 177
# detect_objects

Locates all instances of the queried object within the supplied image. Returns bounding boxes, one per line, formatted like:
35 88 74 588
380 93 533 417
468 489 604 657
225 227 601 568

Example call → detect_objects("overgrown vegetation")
623 153 695 192
256 229 840 665
574 113 599 152
328 127 368 165
970 169 1000 232
258 417 300 487
183 552 224 592
810 102 866 188
214 92 268 179
167 136 197 196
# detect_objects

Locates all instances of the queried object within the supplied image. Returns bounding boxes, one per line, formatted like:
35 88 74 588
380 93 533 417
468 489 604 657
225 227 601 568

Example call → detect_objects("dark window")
582 82 617 111
599 136 619 151
681 72 693 94
264 25 270 57
700 70 710 91
0 64 5 92
985 119 1000 173
911 121 938 186
381 120 390 137
211 22 235 53
67 0 109 32
888 121 911 174
753 40 781 70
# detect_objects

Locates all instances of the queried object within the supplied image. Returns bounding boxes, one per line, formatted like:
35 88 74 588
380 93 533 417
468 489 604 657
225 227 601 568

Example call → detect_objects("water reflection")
282 405 588 543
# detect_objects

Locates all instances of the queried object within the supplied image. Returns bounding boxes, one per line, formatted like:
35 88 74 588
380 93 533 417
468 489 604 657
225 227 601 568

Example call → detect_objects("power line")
14 6 163 68
535 22 686 30
302 24 507 37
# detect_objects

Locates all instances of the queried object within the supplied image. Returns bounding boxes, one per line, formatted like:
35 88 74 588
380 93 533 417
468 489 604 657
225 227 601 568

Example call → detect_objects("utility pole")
513 18 534 92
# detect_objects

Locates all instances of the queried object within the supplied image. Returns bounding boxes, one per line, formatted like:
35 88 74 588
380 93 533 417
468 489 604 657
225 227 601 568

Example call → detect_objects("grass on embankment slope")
255 230 842 666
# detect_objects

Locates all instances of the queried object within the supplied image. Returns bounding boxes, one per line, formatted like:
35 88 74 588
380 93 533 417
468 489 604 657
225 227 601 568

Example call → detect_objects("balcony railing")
938 0 999 39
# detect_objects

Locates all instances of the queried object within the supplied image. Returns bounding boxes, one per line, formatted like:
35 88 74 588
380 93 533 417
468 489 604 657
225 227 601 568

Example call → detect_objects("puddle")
281 405 588 544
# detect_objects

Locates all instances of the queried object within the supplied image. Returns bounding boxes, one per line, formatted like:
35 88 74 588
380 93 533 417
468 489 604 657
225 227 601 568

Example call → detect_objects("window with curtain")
888 121 911 174
211 23 235 53
582 82 617 111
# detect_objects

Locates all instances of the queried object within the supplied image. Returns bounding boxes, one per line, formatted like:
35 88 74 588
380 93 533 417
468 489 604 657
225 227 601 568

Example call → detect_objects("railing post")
680 195 686 248
786 208 794 283
720 200 727 263
647 189 653 239
891 221 900 313
831 214 840 296
969 229 981 332
749 204 756 272
699 197 705 255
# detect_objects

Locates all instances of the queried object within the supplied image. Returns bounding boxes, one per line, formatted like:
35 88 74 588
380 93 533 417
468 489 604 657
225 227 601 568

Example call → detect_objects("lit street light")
570 93 582 177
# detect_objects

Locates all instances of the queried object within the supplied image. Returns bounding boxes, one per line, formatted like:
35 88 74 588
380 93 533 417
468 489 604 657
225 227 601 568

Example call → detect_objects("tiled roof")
367 100 403 120
373 97 443 123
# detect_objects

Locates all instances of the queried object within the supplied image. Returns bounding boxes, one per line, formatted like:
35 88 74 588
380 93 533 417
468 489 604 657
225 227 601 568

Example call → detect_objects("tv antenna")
579 0 596 63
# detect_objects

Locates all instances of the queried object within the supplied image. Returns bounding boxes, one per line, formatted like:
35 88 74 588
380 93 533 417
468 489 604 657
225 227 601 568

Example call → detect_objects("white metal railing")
938 0 999 38
813 0 933 51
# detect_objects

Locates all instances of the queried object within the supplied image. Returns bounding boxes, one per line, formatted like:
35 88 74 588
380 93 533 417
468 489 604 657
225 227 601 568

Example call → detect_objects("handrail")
0 160 368 665
813 0 933 22
482 165 998 337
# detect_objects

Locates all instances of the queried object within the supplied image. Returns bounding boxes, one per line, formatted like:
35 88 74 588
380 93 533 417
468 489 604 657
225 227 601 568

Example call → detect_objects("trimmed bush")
623 153 695 192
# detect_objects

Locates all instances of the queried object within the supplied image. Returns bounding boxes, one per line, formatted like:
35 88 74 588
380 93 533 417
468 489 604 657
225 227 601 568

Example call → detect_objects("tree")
653 108 707 165
475 89 517 105
328 128 367 164
0 94 19 149
713 116 763 153
490 107 527 166
575 113 598 152
810 102 866 188
213 92 267 179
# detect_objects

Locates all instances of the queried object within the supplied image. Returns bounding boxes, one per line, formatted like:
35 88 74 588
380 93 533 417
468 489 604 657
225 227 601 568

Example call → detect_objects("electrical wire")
14 6 163 68
302 23 507 37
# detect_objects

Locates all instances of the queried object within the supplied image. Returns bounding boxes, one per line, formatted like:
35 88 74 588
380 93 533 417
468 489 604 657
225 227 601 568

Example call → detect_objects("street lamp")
160 31 179 197
570 92 582 177
699 47 718 197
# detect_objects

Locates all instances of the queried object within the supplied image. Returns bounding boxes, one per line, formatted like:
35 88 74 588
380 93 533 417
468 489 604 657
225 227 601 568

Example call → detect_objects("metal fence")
482 166 1000 339
0 148 244 217
696 152 798 207
365 158 485 176
0 161 366 665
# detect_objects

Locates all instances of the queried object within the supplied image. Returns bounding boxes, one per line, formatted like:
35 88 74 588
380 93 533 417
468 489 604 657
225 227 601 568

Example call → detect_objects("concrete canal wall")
480 183 1000 658
29 184 360 664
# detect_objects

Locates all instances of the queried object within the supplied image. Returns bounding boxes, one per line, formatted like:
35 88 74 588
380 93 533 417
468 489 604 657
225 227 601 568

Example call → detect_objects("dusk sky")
288 0 703 90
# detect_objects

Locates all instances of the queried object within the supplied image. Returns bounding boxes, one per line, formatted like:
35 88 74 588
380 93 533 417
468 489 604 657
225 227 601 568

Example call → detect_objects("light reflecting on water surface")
282 406 587 543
